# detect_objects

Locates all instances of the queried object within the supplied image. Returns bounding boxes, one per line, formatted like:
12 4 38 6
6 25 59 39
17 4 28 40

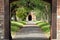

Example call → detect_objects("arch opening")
28 15 32 21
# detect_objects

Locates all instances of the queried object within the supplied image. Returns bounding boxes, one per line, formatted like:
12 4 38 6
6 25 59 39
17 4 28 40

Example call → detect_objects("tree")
16 7 28 21
10 0 51 22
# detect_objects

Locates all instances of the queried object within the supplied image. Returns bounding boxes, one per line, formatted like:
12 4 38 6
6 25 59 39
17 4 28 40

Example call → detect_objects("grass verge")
36 21 50 37
11 21 26 38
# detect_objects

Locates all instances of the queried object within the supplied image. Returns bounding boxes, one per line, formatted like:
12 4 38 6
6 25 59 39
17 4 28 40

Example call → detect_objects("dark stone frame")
51 0 57 39
3 0 12 40
3 0 57 40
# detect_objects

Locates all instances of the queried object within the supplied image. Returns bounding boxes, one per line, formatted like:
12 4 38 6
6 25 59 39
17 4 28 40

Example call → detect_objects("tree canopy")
10 0 51 22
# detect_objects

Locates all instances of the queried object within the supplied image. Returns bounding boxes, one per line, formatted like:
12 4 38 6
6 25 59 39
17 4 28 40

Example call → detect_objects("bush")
11 21 23 32
36 21 50 37
11 26 19 32
16 7 28 21
36 21 50 33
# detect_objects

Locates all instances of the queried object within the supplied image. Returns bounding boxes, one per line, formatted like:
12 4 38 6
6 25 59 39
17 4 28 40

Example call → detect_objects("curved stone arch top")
26 11 36 21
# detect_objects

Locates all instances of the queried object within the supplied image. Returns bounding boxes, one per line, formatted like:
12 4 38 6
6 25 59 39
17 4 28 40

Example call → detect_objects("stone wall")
26 11 36 21
0 0 4 28
57 0 60 40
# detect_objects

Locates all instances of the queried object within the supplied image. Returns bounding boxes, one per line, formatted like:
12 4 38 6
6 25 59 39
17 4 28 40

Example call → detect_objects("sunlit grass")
11 21 26 32
19 21 26 25
36 21 50 37
11 21 26 38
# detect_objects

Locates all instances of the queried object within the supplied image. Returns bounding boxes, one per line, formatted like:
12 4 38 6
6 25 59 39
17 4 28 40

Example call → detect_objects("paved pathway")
13 21 49 40
13 26 49 40
26 21 36 25
23 21 38 27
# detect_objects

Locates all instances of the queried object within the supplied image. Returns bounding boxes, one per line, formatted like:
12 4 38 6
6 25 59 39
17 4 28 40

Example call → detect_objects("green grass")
11 21 24 26
19 21 26 25
11 21 25 32
36 21 50 33
35 21 43 24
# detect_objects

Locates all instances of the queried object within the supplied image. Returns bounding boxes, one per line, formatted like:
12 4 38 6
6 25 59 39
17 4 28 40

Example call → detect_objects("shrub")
11 21 23 32
36 21 50 33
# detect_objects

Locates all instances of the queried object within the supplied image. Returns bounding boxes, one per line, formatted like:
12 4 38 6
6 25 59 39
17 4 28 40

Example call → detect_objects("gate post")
51 0 57 39
3 0 12 40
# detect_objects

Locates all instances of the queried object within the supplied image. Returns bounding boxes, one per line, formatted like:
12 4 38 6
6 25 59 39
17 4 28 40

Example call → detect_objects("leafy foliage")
16 7 28 21
10 0 51 21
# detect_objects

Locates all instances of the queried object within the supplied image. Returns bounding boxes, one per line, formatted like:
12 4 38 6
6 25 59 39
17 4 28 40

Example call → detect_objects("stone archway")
0 0 57 40
26 11 36 21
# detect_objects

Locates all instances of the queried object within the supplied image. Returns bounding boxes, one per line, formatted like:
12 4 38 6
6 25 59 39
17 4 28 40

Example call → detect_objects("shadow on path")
13 37 49 40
